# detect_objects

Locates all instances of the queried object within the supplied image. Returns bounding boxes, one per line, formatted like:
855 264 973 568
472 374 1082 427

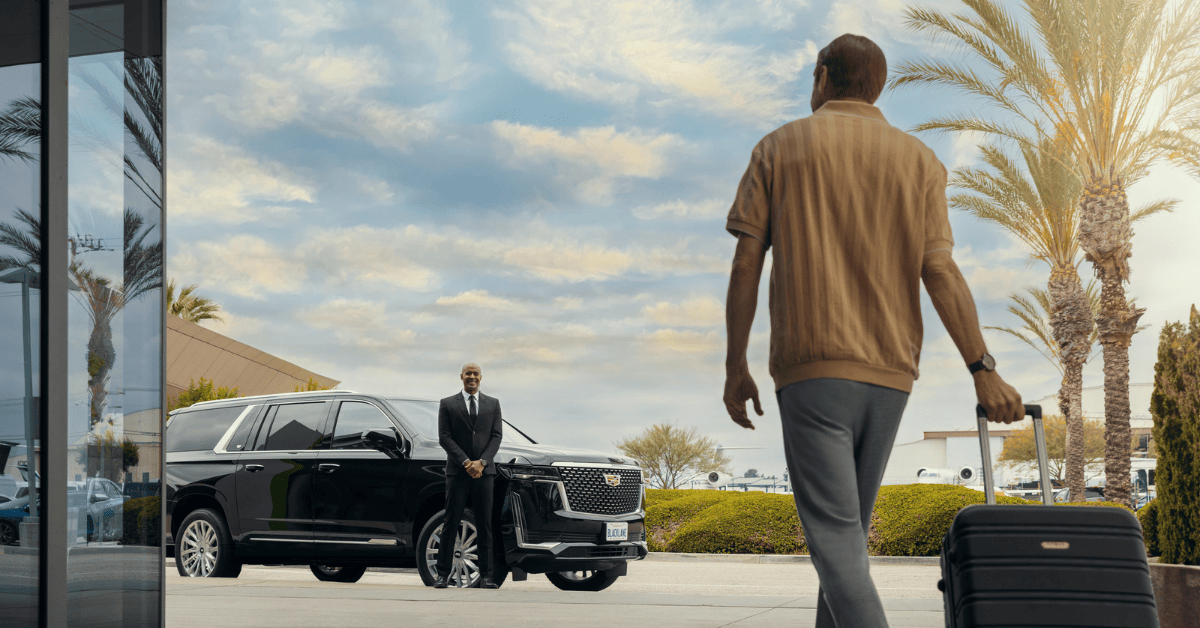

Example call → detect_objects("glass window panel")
165 406 243 453
223 405 261 452
64 2 165 626
0 2 43 622
331 402 395 449
262 403 328 451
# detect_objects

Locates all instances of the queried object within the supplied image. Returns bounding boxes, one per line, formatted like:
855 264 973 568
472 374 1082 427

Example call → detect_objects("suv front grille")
557 466 642 515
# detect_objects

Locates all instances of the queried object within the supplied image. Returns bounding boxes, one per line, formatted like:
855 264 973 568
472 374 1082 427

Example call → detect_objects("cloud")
492 121 685 204
301 298 416 349
643 295 724 327
494 0 818 123
389 0 475 85
168 136 316 224
642 328 723 355
435 290 525 312
632 198 726 220
171 235 307 299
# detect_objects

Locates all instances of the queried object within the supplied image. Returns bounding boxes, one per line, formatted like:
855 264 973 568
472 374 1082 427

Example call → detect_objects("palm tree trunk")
1078 170 1142 509
1048 264 1092 503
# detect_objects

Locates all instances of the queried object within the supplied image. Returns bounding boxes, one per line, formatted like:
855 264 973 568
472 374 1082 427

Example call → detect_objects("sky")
159 0 1200 481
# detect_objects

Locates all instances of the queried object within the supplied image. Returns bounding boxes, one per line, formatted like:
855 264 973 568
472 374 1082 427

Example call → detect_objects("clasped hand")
463 459 484 478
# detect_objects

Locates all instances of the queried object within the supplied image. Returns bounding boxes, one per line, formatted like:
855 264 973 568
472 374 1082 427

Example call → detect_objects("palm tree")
949 136 1172 500
0 96 40 163
167 280 224 325
893 0 1200 508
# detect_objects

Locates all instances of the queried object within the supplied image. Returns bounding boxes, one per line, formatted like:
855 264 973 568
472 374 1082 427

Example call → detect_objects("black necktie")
469 395 477 418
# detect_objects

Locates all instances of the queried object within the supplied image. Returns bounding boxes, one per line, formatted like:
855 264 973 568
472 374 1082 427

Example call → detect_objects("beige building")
67 317 339 486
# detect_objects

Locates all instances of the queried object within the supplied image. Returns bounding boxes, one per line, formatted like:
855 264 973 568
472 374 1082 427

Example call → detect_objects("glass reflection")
0 23 43 628
65 1 164 626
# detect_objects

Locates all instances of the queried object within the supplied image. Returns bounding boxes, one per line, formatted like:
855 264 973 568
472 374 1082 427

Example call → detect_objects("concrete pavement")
167 555 946 627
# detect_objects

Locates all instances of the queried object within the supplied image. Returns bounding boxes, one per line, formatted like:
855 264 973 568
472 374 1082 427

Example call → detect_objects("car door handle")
244 464 264 473
317 464 340 473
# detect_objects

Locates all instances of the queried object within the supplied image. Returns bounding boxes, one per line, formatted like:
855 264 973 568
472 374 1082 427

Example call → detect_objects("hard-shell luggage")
938 404 1159 627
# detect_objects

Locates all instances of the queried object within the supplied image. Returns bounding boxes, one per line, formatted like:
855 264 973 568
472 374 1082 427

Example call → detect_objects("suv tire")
310 564 368 583
416 509 508 588
546 569 621 592
175 508 242 578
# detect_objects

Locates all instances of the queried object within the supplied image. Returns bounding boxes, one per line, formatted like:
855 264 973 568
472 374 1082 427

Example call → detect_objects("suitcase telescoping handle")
976 404 1052 506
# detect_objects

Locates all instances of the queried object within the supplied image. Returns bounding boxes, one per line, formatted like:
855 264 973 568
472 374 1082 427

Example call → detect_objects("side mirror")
361 428 406 459
90 493 107 503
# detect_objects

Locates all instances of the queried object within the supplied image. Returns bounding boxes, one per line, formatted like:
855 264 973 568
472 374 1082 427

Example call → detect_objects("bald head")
461 363 482 394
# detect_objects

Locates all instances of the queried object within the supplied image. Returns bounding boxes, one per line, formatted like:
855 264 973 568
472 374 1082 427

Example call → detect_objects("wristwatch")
968 353 996 374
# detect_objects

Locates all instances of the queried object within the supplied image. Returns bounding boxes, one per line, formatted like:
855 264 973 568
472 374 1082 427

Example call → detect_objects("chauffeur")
434 362 504 589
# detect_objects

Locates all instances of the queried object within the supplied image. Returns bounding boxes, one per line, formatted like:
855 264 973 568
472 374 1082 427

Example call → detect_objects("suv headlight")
500 465 561 480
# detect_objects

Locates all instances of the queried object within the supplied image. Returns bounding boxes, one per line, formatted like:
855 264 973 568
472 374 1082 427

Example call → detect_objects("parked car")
165 391 647 590
0 493 29 545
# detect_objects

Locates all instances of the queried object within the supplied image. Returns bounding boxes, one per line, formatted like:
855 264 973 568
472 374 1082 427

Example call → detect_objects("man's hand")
974 371 1024 424
465 460 484 479
724 362 762 429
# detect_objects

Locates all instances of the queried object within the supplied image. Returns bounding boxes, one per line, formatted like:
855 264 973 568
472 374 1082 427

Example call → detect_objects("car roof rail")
182 389 361 410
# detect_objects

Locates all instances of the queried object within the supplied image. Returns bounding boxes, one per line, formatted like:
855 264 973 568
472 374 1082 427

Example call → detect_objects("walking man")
723 34 1024 627
434 362 503 589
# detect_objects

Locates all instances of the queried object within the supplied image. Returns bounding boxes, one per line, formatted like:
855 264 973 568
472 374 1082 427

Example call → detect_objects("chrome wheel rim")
0 522 14 545
179 519 218 577
425 520 479 588
559 570 596 582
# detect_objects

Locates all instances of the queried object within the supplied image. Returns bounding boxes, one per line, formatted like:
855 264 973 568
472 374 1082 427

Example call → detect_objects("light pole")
0 267 39 525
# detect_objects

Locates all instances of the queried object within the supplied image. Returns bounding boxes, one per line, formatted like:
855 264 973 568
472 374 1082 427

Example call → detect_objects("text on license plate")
605 522 628 542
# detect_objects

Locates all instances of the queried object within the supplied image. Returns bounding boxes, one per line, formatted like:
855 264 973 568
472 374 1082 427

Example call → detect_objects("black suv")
165 391 647 590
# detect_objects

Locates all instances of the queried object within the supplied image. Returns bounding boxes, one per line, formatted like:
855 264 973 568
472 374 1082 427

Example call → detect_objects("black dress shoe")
480 576 499 589
433 574 449 588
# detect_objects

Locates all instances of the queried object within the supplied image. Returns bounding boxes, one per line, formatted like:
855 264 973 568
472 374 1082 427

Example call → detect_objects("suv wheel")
175 509 242 578
310 564 367 583
416 509 508 588
546 569 621 592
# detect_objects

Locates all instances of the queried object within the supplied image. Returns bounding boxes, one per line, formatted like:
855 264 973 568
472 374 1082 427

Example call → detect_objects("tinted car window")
166 406 246 453
224 406 262 452
331 402 395 450
259 402 328 451
385 399 438 437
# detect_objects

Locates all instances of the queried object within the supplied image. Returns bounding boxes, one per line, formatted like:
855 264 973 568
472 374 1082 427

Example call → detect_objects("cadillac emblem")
604 474 621 487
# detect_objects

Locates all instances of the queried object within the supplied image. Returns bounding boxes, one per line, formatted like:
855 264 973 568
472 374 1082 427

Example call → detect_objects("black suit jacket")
438 392 503 476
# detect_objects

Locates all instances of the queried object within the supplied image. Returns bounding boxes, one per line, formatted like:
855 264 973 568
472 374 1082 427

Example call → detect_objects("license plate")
605 522 628 542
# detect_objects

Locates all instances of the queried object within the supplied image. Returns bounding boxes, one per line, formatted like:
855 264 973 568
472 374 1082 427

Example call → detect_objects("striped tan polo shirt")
726 99 953 393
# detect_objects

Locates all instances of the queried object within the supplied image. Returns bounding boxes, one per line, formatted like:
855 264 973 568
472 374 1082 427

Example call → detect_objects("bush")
1149 305 1200 565
121 496 161 546
669 492 805 554
645 488 700 509
644 490 743 552
868 485 1030 557
1137 499 1160 557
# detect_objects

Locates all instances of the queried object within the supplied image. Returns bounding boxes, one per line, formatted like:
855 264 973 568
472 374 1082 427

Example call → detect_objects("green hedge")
644 490 743 552
121 496 161 546
645 489 702 509
868 485 1032 557
1137 499 1160 557
670 492 805 554
642 485 1145 557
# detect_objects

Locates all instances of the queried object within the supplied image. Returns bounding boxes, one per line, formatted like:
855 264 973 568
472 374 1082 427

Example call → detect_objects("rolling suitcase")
938 404 1159 627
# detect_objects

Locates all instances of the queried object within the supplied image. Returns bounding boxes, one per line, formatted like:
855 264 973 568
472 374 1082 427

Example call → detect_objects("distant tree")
744 468 758 478
998 414 1106 483
615 424 732 489
76 431 140 483
169 377 240 411
167 280 224 325
295 377 331 392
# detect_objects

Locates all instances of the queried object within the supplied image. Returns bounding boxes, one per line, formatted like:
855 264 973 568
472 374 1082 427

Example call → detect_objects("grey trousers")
778 378 908 628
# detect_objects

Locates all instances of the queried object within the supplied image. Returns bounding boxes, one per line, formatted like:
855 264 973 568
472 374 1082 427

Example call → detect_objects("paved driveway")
167 556 946 628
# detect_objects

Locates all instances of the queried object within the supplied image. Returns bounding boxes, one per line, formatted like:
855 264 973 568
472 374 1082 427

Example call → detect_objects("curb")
646 552 941 566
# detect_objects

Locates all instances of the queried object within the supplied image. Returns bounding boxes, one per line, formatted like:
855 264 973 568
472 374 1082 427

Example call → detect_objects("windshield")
384 398 536 445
